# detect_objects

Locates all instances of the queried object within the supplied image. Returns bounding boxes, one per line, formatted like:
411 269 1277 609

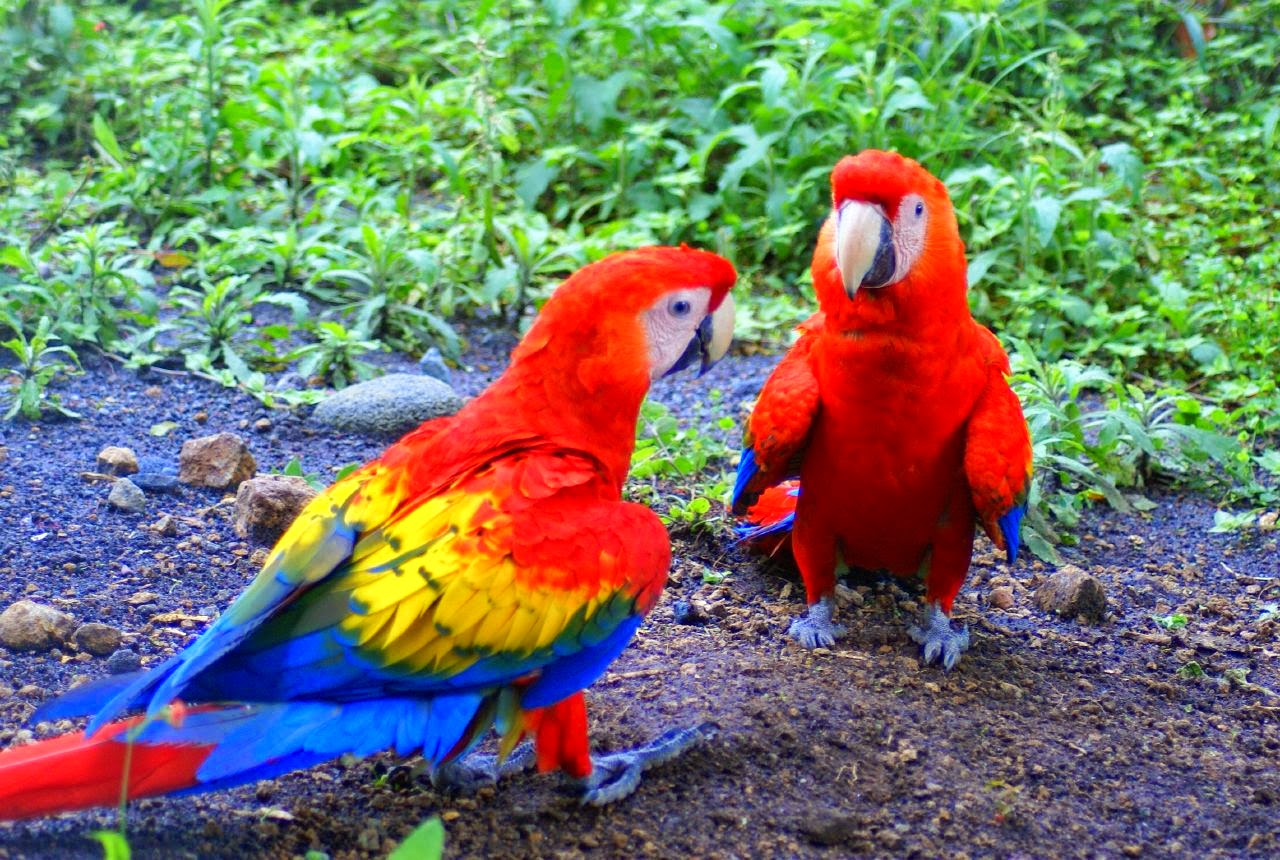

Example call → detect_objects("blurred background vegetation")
1 0 1277 549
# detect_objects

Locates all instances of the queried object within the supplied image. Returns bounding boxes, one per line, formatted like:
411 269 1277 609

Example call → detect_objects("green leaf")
389 817 445 860
1030 197 1062 247
90 831 132 860
1100 143 1142 198
149 421 179 437
92 114 128 167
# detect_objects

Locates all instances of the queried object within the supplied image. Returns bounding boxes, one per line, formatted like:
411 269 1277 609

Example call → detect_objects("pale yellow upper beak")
834 200 895 299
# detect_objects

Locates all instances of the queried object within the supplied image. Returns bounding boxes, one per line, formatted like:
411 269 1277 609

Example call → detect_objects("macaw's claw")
788 595 846 649
908 603 970 670
579 722 717 806
430 742 537 793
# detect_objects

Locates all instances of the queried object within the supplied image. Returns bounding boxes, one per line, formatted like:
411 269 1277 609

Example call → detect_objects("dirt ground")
0 341 1277 859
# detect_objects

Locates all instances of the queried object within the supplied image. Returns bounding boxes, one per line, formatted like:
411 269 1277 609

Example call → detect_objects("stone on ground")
107 477 146 512
1035 564 1108 624
73 622 124 656
233 474 318 545
311 373 463 436
0 600 76 651
95 446 138 476
179 431 256 488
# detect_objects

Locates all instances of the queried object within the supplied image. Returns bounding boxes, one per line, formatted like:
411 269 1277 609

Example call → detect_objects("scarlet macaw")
733 150 1032 669
0 245 736 819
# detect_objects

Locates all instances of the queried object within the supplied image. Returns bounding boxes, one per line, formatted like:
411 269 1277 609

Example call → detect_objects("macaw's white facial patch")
892 193 928 282
643 288 735 381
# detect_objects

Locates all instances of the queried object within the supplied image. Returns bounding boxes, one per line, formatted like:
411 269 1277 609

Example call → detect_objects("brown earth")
0 347 1277 859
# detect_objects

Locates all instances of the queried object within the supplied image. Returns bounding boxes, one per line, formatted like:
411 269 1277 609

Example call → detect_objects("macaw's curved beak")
834 200 895 300
663 293 735 378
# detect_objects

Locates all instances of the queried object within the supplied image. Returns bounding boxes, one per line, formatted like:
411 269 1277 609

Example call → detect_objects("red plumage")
735 151 1032 666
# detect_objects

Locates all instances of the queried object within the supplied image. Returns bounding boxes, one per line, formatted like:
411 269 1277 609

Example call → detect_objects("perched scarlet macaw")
732 150 1032 669
0 246 736 820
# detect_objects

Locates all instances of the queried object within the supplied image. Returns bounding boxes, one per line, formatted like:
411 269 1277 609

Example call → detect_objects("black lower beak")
862 217 896 289
663 314 715 378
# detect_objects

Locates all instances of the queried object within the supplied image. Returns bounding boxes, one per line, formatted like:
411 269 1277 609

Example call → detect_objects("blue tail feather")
998 503 1026 564
730 447 759 510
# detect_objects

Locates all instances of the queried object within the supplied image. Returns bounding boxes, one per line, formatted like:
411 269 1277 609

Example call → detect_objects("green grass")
1 0 1277 543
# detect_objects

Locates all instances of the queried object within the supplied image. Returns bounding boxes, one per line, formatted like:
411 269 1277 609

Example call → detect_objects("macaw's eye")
670 299 692 317
914 202 925 217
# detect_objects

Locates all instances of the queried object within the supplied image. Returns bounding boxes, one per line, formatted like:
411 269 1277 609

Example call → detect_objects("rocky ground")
0 334 1277 859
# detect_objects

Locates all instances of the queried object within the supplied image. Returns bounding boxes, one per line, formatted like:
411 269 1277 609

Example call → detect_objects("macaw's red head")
511 245 737 395
812 150 968 331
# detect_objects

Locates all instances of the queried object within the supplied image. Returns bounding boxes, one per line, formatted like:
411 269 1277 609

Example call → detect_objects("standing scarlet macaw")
732 150 1032 669
0 245 736 820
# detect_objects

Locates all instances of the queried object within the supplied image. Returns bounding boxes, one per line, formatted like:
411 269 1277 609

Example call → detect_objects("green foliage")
0 0 1275 536
630 398 736 536
90 830 131 860
291 321 382 388
389 816 445 860
2 316 81 420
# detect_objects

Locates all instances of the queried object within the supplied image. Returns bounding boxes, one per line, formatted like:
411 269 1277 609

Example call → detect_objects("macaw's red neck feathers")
482 246 736 488
815 150 968 335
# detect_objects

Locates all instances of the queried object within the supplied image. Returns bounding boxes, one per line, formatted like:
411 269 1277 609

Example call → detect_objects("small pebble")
107 478 146 513
988 586 1015 610
671 600 707 625
73 622 124 656
105 648 142 674
253 417 272 432
95 446 138 476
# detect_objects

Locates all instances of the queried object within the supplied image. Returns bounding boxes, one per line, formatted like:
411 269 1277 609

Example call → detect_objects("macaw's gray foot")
430 742 537 792
788 596 846 649
579 722 716 806
908 603 970 670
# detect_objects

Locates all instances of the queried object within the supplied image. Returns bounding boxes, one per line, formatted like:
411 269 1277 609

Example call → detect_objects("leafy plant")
2 315 81 420
290 320 381 388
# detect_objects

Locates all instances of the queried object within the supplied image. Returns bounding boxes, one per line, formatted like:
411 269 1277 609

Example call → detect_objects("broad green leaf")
90 831 131 860
92 114 128 167
389 817 445 860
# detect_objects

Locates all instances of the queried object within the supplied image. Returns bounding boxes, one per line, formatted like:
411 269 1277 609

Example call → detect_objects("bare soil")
0 343 1277 859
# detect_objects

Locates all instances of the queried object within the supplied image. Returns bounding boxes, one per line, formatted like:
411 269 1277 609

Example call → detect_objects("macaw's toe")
788 596 846 649
908 603 971 670
430 742 536 793
579 722 716 805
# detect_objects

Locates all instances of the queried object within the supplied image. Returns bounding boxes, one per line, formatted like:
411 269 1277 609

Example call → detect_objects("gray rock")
179 432 256 489
0 600 76 651
132 471 180 493
418 347 453 385
1035 564 1108 624
311 373 464 437
233 474 317 545
73 622 124 656
108 477 146 513
274 371 306 391
105 648 142 674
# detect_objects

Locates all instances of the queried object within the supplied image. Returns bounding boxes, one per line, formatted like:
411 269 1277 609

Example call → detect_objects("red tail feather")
743 482 799 556
0 718 213 820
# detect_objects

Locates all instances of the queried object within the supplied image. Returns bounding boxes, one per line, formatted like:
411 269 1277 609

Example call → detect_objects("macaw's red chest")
799 329 986 575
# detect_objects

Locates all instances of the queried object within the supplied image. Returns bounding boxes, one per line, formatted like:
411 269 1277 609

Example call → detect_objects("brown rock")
95 446 139 476
0 600 76 651
1259 511 1278 532
179 432 256 489
989 586 1015 610
233 474 317 545
1035 564 1107 624
73 622 124 656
